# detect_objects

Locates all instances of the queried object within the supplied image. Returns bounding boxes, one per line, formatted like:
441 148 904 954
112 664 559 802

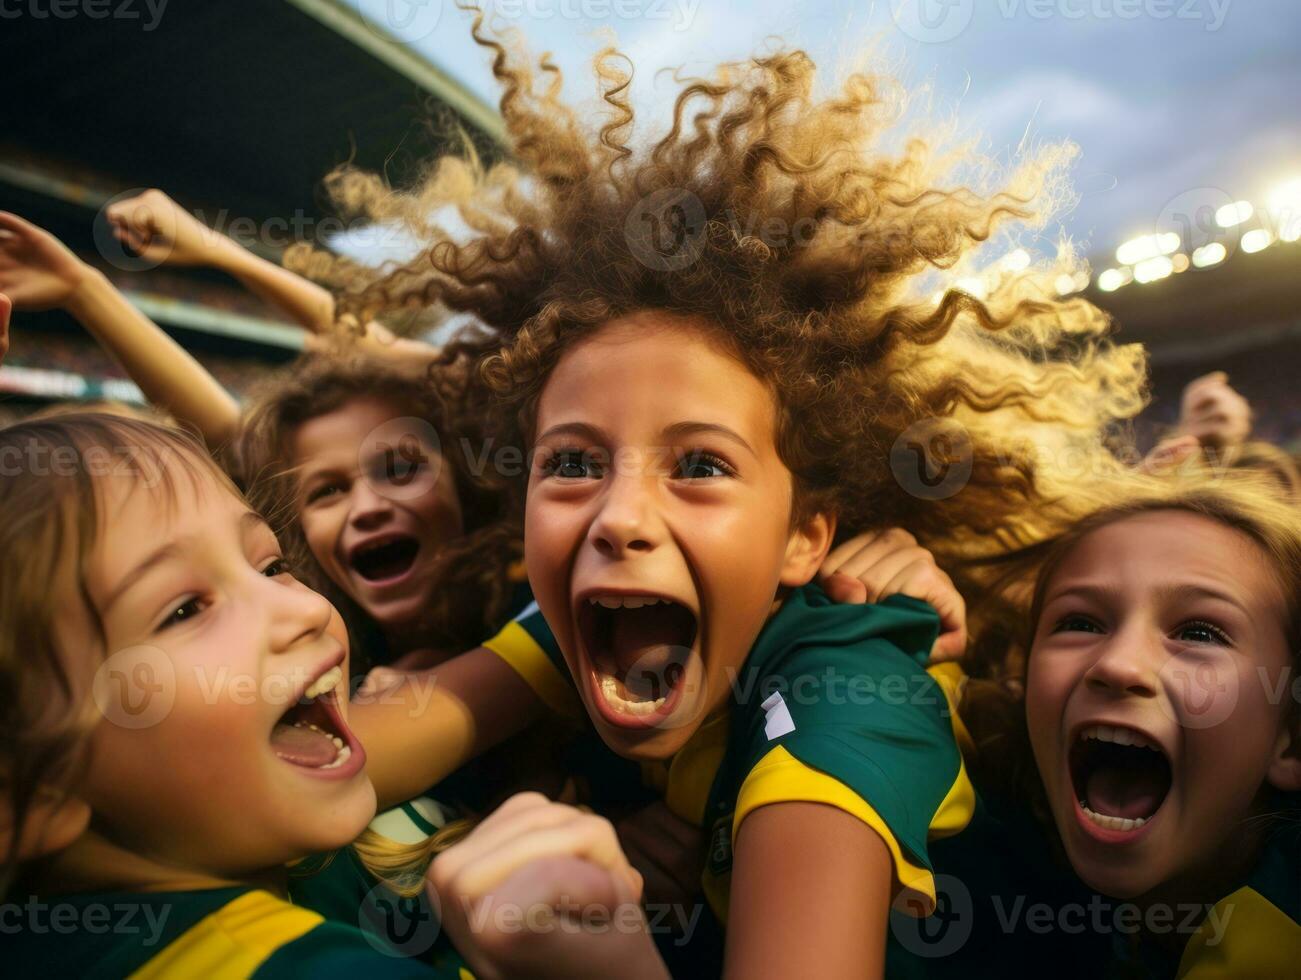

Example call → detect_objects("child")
1020 476 1301 976
305 14 1147 976
0 412 667 978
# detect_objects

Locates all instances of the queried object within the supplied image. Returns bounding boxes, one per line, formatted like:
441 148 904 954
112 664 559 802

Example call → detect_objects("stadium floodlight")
1215 201 1255 228
1115 233 1180 266
1097 268 1130 292
1133 256 1174 284
1241 229 1273 254
1191 242 1227 268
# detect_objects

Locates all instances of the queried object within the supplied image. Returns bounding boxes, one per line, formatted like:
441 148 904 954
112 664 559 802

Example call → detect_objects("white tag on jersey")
761 691 796 740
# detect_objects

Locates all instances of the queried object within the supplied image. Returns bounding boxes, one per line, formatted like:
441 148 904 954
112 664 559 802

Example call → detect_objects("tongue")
1086 765 1165 820
609 605 693 694
271 723 338 767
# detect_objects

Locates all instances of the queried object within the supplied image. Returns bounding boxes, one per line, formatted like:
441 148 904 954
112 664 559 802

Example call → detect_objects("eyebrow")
535 421 609 444
101 510 269 615
662 421 757 458
534 420 756 457
1043 581 1252 617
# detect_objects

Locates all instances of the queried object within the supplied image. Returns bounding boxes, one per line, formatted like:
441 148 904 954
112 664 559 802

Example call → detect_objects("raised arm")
106 190 442 372
0 211 240 446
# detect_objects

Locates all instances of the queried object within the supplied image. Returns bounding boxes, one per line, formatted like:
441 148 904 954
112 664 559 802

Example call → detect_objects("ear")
1267 721 1301 793
0 789 91 863
779 511 837 588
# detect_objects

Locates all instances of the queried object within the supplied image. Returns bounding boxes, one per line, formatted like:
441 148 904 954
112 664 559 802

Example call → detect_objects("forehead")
293 396 402 463
538 316 776 442
1049 509 1281 607
86 467 253 598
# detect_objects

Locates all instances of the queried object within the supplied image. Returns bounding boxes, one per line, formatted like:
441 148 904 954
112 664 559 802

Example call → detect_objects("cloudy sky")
345 0 1301 260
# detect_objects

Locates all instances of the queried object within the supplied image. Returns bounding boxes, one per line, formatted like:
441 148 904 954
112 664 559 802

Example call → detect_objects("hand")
0 291 11 365
429 792 666 980
1140 433 1201 474
1178 372 1251 451
615 800 705 915
104 189 233 267
818 528 968 662
0 212 90 311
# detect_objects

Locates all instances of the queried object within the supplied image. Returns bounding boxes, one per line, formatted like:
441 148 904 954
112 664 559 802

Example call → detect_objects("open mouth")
270 663 358 773
349 535 420 584
1069 724 1172 835
577 593 697 726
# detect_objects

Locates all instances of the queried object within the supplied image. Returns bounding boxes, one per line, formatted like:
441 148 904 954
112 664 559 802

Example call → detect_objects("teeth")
303 665 343 701
1079 724 1159 752
599 674 666 715
1081 804 1146 833
320 744 352 770
587 595 670 610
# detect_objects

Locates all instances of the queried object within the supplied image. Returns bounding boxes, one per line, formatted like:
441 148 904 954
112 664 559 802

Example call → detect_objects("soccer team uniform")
6 886 471 978
484 584 976 926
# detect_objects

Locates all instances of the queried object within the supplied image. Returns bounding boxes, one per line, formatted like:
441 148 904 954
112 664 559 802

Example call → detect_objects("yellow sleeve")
734 744 974 916
482 621 582 721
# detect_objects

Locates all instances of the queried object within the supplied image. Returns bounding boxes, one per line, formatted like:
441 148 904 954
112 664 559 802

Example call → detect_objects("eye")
541 448 604 480
262 557 294 578
674 450 734 480
157 596 207 632
1050 614 1105 635
1174 619 1233 646
305 482 343 505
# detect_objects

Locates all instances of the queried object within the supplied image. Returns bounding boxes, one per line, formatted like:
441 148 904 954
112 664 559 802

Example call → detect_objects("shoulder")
1177 819 1301 978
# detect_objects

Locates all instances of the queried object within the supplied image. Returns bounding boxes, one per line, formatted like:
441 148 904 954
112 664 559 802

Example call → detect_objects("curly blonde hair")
289 9 1146 570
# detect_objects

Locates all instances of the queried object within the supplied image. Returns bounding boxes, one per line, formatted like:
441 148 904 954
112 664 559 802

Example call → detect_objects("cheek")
1025 651 1072 741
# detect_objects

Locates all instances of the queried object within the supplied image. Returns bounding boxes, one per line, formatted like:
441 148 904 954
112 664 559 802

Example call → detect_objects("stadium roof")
0 0 502 227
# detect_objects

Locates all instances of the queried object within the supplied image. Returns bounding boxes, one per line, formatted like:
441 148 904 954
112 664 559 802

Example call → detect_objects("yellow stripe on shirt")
129 891 322 980
482 621 582 721
733 744 942 916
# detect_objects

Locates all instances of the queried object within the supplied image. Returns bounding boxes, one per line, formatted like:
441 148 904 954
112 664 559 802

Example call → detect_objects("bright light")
1097 268 1129 292
955 277 987 300
1241 229 1273 254
1191 242 1227 268
1054 273 1077 296
1171 253 1190 273
1215 200 1254 228
1134 256 1174 284
1001 249 1031 272
1115 233 1180 266
1268 177 1301 242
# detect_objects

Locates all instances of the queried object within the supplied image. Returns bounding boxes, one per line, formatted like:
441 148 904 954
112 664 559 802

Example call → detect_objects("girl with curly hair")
286 8 1148 975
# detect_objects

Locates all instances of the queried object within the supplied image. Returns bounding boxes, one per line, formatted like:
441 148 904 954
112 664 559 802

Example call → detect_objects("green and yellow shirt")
484 584 975 923
6 886 471 978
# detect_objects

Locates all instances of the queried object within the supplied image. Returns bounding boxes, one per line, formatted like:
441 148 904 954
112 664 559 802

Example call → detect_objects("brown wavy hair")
237 353 520 668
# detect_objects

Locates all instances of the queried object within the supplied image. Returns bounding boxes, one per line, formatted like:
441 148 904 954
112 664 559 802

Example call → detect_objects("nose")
349 477 395 532
262 572 335 655
1083 624 1161 699
589 463 661 559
